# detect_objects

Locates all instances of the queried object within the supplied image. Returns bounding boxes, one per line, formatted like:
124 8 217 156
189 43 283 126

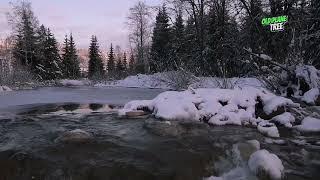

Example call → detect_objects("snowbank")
301 88 319 105
95 73 171 89
248 150 284 180
58 79 89 86
0 86 12 92
119 87 299 137
295 116 320 132
94 72 264 89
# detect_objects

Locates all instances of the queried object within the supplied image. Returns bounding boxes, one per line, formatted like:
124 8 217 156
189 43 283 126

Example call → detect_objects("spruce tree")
306 0 320 68
107 44 115 73
122 52 128 70
116 55 124 72
150 5 172 73
62 34 80 79
12 2 39 74
128 53 135 74
172 11 185 68
61 35 69 78
88 35 104 79
68 34 81 78
36 24 47 79
45 28 63 80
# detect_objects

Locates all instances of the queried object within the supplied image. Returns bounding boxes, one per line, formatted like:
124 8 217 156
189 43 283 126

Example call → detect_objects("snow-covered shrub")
157 70 198 90
0 66 38 87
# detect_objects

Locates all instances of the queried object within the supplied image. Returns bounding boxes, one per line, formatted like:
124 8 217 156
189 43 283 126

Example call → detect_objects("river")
0 87 319 180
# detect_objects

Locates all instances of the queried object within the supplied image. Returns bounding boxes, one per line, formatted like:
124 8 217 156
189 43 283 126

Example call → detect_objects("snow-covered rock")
295 65 320 89
119 87 299 137
248 150 284 180
0 86 12 92
295 116 320 132
271 112 295 128
257 121 280 138
301 88 320 105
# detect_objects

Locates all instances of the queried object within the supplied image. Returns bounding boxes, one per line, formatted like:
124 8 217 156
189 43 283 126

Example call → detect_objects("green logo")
261 15 288 32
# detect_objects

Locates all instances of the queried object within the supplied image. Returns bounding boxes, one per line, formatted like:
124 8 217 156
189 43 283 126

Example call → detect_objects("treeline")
8 1 135 81
87 37 135 79
129 0 320 77
7 0 320 82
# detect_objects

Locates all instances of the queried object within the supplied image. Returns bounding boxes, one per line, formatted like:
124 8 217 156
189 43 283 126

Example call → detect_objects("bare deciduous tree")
127 1 152 73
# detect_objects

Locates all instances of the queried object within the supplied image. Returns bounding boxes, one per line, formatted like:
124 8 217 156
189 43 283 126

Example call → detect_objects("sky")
0 0 160 49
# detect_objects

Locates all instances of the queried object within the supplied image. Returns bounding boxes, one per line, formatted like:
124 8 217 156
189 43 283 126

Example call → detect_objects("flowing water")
0 87 319 180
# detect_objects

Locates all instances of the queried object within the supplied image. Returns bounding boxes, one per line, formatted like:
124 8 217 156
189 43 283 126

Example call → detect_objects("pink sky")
0 0 160 49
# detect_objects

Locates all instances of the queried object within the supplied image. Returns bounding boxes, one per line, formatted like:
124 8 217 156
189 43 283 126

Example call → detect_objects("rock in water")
248 149 284 180
55 129 93 143
125 110 149 117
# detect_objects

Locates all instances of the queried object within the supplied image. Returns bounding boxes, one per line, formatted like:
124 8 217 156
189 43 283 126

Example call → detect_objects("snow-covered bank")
0 86 12 92
94 72 264 90
119 87 301 138
58 79 91 86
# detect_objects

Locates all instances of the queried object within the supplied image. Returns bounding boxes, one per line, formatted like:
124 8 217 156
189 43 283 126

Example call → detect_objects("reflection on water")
0 103 319 180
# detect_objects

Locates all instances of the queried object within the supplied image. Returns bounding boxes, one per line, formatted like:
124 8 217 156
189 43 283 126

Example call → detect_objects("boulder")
55 129 93 143
257 106 286 120
125 110 149 117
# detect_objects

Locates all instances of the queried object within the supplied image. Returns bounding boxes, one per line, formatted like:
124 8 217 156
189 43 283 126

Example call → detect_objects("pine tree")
12 2 39 75
122 52 128 70
150 5 172 73
88 35 104 79
306 0 320 68
43 28 62 80
128 53 135 74
107 44 115 73
116 55 123 72
61 35 69 78
62 34 80 79
68 34 81 78
172 11 185 68
36 24 47 80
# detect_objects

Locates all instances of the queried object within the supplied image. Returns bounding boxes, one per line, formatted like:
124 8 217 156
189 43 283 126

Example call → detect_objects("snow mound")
295 116 320 132
120 87 299 137
301 88 319 105
0 86 12 92
58 79 89 86
271 112 295 128
248 150 284 180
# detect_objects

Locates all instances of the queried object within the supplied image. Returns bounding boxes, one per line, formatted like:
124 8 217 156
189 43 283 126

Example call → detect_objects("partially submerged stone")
55 129 93 143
